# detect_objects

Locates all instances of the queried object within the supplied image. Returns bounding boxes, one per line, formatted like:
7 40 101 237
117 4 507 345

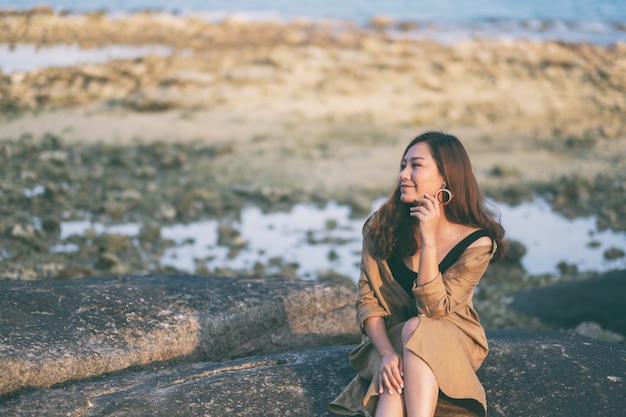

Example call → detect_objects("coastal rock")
511 268 626 337
604 247 625 260
574 321 624 344
0 330 624 417
0 274 358 396
479 330 626 417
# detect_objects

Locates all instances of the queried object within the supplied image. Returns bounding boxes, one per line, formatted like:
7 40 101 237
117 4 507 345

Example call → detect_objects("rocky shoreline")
1 9 626 338
1 275 624 416
0 274 626 417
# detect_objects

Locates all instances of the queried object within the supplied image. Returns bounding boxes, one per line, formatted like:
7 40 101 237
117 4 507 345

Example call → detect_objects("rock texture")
0 330 624 417
0 274 359 396
1 275 626 416
479 330 626 417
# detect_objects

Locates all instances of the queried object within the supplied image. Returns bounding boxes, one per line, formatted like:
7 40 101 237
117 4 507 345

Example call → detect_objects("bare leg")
402 317 439 417
375 391 405 417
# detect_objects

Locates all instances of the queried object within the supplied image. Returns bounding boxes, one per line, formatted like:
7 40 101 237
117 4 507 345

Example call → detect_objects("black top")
388 229 490 296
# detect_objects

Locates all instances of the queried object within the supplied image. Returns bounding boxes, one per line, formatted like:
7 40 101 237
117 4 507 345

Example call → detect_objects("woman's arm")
355 241 389 332
410 193 493 318
411 193 441 286
355 238 403 394
413 244 493 318
363 316 404 395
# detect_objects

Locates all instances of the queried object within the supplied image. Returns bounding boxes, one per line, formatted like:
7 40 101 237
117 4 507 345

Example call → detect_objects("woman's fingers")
379 370 389 394
390 364 404 393
379 366 404 395
378 352 404 395
411 193 440 220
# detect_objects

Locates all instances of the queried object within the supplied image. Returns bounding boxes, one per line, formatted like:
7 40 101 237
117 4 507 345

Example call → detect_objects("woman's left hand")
410 193 442 284
410 193 441 240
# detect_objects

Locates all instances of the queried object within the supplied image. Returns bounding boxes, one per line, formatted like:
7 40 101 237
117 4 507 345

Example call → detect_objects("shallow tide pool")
0 43 174 74
59 198 626 281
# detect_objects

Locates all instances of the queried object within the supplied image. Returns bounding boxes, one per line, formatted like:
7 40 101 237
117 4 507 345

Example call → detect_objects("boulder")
479 330 626 417
0 274 359 396
2 274 625 416
0 330 624 417
511 269 626 336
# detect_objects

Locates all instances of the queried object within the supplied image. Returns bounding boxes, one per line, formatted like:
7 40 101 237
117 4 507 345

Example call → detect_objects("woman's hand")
363 317 404 395
410 193 441 285
410 193 441 242
378 350 404 395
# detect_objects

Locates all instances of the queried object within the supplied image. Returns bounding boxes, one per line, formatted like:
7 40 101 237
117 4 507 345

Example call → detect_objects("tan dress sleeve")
412 243 495 319
355 239 390 333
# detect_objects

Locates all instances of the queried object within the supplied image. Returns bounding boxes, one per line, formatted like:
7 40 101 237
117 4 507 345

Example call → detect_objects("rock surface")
1 275 626 416
479 330 626 417
0 274 359 396
0 330 624 417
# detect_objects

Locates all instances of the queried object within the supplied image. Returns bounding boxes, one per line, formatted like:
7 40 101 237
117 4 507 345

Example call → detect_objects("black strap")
438 229 490 274
389 229 491 296
388 256 417 295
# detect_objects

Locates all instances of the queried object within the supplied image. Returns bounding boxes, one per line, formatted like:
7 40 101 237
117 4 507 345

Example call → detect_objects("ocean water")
1 0 624 22
1 0 625 45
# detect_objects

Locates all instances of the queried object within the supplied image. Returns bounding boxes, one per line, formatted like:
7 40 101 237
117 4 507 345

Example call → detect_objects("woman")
329 131 505 417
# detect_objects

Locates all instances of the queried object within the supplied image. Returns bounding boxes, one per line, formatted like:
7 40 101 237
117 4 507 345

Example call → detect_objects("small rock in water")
368 15 394 30
604 247 625 260
96 234 131 253
41 217 61 235
557 261 578 275
96 252 122 270
139 224 162 244
10 223 36 240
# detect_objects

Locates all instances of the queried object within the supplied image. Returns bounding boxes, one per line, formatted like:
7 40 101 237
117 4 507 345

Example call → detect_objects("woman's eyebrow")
403 156 426 162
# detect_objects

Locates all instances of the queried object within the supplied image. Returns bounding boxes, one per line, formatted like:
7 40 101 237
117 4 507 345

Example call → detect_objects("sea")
1 0 625 45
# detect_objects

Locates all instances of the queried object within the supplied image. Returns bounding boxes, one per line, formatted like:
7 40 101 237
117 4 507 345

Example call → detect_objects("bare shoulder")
462 226 492 248
469 235 493 248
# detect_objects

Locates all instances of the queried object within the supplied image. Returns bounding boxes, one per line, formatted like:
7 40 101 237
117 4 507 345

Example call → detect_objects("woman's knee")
375 391 404 417
401 316 421 345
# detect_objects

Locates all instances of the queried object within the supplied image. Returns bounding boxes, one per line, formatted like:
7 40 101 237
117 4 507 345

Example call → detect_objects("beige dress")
329 234 496 417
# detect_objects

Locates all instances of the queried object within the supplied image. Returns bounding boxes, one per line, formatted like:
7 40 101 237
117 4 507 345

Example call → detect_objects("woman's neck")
414 217 455 248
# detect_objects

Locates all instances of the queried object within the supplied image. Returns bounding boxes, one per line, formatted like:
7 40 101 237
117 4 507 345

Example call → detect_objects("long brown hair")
365 131 506 261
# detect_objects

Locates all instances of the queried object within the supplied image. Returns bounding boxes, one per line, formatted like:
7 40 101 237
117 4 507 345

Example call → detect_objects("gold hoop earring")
435 188 453 206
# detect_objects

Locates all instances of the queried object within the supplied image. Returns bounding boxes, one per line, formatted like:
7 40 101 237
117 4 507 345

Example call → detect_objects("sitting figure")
329 131 506 417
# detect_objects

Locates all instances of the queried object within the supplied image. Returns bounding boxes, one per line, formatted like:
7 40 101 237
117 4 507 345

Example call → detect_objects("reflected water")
60 198 626 281
0 43 173 74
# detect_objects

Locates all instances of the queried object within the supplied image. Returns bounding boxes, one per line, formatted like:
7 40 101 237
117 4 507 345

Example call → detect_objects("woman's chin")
399 195 415 205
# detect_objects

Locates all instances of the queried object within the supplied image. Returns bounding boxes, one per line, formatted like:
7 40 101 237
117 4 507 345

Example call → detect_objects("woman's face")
398 142 444 204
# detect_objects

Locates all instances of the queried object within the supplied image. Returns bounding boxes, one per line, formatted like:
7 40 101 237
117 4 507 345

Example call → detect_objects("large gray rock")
511 269 626 336
2 274 625 416
0 330 624 417
479 330 626 417
0 274 359 396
